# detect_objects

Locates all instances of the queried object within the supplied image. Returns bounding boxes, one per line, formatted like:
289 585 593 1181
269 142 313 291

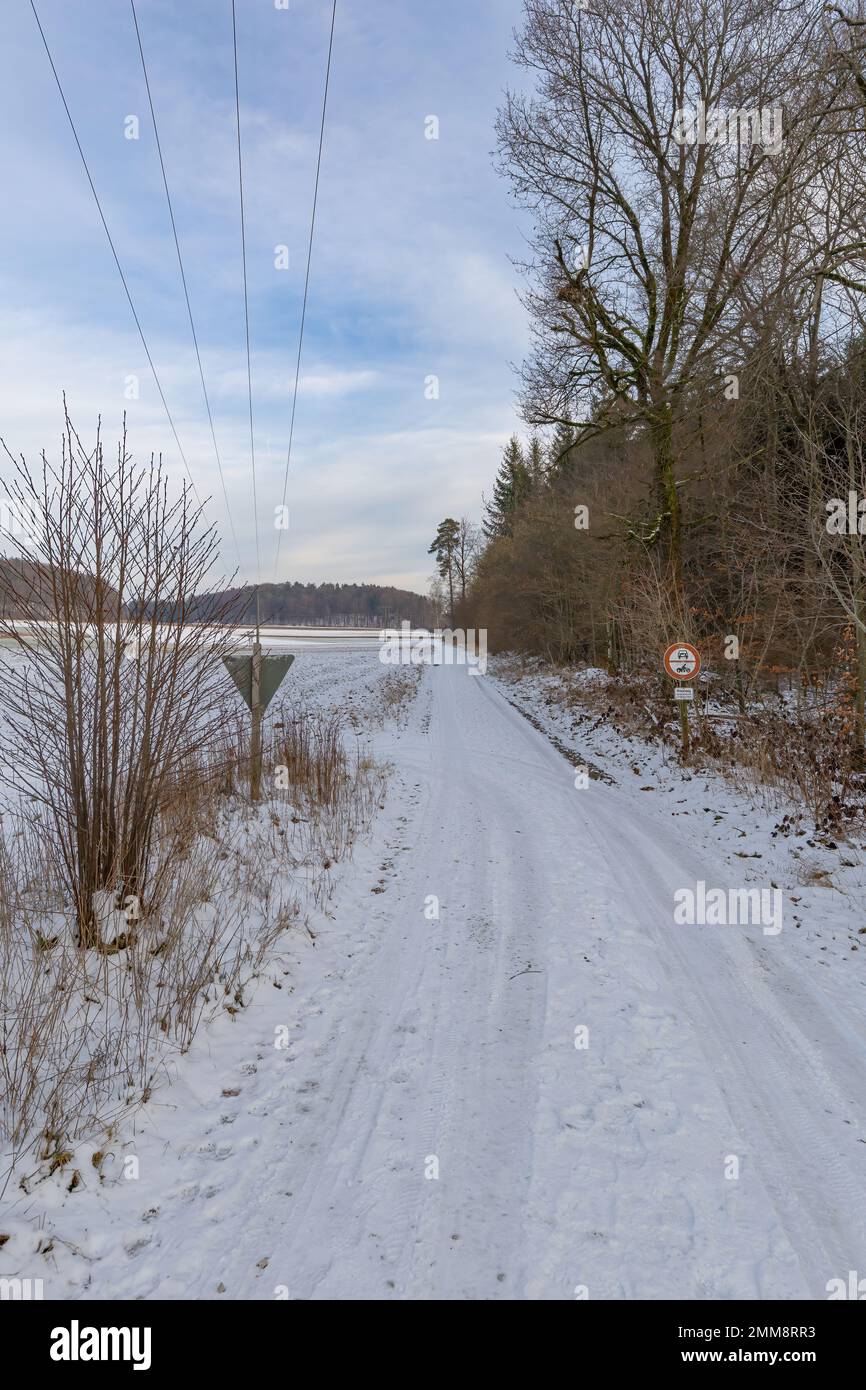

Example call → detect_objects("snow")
2 647 866 1299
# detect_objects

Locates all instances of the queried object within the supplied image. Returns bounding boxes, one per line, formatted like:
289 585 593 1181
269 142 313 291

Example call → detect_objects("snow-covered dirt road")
10 656 866 1299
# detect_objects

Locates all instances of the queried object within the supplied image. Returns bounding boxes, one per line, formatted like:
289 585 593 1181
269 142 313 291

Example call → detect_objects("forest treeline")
437 0 866 750
199 581 435 628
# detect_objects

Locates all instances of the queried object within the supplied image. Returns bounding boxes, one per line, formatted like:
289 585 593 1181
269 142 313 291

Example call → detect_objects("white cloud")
0 0 530 593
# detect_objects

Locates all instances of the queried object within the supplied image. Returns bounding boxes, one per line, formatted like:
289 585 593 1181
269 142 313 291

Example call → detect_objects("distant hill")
0 558 47 617
185 581 436 628
0 558 117 618
0 563 435 629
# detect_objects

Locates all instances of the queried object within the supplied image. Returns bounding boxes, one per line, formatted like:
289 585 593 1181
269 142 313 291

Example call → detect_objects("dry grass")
268 701 386 906
271 707 348 808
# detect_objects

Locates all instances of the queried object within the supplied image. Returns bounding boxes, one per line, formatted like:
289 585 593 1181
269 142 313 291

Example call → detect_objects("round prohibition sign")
663 642 701 681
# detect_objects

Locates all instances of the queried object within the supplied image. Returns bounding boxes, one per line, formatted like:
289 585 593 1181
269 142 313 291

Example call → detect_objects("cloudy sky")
0 0 531 593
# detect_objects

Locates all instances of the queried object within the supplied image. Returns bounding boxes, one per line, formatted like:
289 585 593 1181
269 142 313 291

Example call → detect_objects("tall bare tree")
497 0 838 602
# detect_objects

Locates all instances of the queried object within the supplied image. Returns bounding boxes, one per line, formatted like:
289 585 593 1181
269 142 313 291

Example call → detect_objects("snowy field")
2 645 866 1300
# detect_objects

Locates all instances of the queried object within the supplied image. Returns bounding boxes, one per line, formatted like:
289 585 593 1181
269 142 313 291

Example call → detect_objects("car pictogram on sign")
663 642 701 680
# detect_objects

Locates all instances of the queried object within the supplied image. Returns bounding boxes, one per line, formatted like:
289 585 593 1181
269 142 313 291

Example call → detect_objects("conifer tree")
428 517 461 621
483 436 532 539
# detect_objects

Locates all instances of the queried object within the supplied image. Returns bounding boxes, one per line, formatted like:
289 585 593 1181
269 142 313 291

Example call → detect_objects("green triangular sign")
221 652 295 712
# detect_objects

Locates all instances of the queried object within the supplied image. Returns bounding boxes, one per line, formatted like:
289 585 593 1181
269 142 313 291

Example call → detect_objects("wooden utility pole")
250 634 262 801
678 694 690 759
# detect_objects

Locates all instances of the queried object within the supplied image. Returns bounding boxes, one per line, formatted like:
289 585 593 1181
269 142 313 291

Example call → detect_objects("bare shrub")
0 407 242 947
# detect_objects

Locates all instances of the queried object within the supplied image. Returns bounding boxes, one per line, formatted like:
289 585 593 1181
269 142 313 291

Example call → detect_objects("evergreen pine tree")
546 423 576 475
526 434 546 485
428 518 461 621
483 436 531 539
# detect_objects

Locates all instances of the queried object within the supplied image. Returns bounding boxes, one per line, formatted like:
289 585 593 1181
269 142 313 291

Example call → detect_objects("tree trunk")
650 403 684 601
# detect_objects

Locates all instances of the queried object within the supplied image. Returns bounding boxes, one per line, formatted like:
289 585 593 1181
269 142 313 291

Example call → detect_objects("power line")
273 0 338 580
29 0 203 509
231 0 261 629
129 0 242 568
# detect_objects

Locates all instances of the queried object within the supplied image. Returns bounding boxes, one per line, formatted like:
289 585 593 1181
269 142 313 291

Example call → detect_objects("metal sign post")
221 647 295 801
663 642 701 759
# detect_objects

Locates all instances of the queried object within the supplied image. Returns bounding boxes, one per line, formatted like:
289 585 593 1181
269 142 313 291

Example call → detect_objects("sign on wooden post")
663 642 701 757
221 652 295 711
222 650 295 801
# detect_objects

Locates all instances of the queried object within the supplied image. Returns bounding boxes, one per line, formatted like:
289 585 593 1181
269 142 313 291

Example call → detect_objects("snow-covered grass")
489 653 866 999
0 647 406 1219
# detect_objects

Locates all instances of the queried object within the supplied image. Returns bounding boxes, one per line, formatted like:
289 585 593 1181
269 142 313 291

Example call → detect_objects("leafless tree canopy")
495 0 862 587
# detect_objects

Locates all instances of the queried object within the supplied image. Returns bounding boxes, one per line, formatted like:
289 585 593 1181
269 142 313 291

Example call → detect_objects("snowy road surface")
29 658 866 1299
